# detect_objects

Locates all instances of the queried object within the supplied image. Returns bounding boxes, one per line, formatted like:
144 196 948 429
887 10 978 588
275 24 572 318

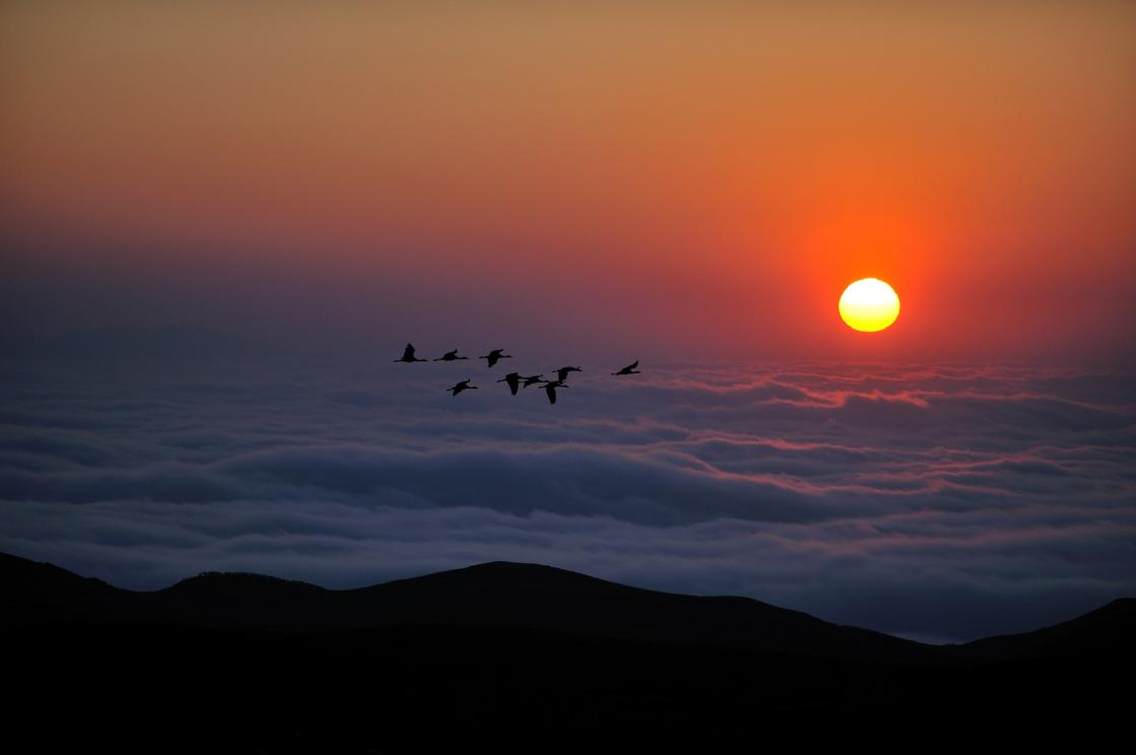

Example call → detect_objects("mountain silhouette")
950 597 1136 660
0 554 936 661
4 552 1132 660
2 552 1131 746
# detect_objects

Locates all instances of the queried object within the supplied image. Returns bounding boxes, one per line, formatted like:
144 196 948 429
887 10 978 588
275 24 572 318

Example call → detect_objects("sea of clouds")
2 358 1133 642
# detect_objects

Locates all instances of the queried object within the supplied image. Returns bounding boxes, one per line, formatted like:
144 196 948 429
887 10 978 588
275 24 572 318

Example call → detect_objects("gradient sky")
3 1 1135 363
2 2 1135 642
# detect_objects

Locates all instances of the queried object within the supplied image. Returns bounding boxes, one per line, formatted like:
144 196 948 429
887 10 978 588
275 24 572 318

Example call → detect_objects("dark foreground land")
2 552 1131 749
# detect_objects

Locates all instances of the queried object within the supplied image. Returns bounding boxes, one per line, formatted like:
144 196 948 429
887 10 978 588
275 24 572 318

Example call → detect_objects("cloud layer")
2 359 1133 642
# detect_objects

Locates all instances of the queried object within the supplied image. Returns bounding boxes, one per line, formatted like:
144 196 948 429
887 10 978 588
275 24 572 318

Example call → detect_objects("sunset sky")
1 3 1134 642
3 1 1134 363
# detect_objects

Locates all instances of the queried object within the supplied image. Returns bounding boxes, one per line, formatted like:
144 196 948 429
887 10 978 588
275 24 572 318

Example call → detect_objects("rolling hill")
2 551 1130 747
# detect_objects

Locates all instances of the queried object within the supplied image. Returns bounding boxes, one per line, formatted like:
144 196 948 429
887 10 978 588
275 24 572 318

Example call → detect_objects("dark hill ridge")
353 561 935 663
2 554 927 662
2 551 1131 664
951 597 1136 660
4 551 1134 744
0 550 138 623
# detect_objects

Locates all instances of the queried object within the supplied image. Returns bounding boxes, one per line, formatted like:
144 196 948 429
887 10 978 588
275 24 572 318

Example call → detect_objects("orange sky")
2 2 1134 362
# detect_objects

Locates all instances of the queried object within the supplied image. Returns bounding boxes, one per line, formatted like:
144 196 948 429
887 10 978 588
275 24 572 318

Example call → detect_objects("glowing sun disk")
839 278 900 333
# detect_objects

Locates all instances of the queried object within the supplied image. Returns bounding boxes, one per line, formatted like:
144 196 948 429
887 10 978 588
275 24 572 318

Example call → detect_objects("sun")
839 278 900 333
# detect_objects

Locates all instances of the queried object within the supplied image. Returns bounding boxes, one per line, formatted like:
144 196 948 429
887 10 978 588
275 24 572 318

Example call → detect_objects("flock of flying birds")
393 343 640 404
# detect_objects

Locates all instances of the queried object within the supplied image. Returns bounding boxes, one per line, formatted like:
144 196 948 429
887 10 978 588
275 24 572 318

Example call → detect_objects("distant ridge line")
1 550 1132 662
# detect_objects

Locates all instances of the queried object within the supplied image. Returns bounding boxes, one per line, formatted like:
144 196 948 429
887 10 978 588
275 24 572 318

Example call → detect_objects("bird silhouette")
521 374 545 388
553 366 582 382
446 379 478 396
541 379 569 405
480 349 513 368
394 343 428 363
497 372 522 395
612 360 640 376
434 349 468 362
